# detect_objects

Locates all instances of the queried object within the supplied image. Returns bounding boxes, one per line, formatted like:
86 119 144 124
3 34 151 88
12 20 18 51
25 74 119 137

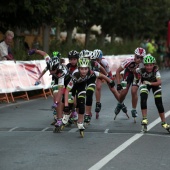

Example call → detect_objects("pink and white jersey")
121 57 138 70
99 58 110 73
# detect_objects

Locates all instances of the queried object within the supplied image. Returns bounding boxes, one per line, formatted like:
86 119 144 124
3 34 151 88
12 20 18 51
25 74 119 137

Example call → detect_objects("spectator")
146 39 157 55
0 30 15 62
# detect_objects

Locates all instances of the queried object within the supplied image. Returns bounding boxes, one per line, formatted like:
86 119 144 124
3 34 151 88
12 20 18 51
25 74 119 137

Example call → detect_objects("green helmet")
143 54 156 64
52 51 61 58
77 58 91 67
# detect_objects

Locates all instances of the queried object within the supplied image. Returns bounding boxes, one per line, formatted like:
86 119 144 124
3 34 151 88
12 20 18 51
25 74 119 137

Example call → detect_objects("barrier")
0 54 132 102
0 60 52 102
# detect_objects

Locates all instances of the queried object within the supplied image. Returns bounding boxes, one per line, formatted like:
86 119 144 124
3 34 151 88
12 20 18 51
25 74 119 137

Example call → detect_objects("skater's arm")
143 78 161 86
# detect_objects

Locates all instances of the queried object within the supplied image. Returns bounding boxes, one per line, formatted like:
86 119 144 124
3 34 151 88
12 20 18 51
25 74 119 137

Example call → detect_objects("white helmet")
134 47 146 57
79 50 92 58
90 51 97 60
94 49 103 59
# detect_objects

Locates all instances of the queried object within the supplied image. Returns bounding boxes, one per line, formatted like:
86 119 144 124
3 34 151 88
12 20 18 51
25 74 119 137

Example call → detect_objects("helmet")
94 49 103 59
68 50 79 59
79 50 91 58
134 47 146 57
143 54 156 64
77 58 91 68
52 51 61 58
47 57 60 70
90 51 97 60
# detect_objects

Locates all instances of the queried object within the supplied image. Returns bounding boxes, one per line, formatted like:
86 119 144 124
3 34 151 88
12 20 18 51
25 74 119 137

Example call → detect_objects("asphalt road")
0 69 170 170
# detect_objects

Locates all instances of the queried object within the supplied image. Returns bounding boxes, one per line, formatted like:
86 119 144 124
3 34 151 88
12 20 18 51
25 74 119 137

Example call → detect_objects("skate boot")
95 102 101 119
51 110 57 125
114 103 122 120
77 122 85 138
121 103 129 119
131 109 138 123
141 118 148 132
53 118 62 133
69 111 78 125
61 114 71 129
51 102 58 109
84 114 91 126
161 122 170 133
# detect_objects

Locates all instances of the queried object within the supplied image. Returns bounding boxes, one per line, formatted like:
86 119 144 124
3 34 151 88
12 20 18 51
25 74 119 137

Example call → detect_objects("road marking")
104 129 109 133
68 128 78 133
88 110 170 170
41 127 49 132
8 127 18 132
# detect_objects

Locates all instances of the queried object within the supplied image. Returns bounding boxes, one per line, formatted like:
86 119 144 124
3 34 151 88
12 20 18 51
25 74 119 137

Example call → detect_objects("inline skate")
131 109 138 123
77 122 85 138
53 119 63 133
84 114 91 126
141 118 148 132
95 102 101 119
162 122 170 133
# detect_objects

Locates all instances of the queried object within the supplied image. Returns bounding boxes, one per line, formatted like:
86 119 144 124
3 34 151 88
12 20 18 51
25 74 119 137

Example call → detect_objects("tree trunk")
43 24 50 53
66 27 73 46
85 29 90 48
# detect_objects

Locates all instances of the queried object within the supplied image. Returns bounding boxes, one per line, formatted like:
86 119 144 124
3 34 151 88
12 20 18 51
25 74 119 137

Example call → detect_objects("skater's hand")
109 80 115 88
34 80 41 86
63 106 70 113
117 84 122 91
143 81 151 85
28 49 37 56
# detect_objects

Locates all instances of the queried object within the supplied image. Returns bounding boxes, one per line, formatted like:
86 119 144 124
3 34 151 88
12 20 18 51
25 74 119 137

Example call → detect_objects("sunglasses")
136 55 143 59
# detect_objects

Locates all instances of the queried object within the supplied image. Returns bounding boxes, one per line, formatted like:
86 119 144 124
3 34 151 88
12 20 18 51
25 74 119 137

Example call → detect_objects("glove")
28 49 37 56
143 81 151 85
63 106 70 113
34 80 41 86
117 84 123 91
109 80 115 88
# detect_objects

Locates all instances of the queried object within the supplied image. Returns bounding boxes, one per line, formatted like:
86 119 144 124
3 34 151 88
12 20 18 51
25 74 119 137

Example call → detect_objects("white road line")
104 129 109 133
8 127 18 132
41 127 49 132
68 128 78 133
88 110 170 170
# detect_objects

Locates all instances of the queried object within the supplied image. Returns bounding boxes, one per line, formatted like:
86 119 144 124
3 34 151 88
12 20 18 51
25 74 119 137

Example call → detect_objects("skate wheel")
125 112 130 119
114 115 117 120
96 112 99 119
141 125 147 132
134 118 136 123
80 130 84 138
61 125 65 130
53 127 61 133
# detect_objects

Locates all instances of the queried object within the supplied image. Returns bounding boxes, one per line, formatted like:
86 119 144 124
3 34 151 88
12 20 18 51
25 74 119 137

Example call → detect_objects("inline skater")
136 54 170 132
114 47 146 121
61 50 79 126
63 58 116 137
79 50 108 124
95 49 119 119
28 49 61 124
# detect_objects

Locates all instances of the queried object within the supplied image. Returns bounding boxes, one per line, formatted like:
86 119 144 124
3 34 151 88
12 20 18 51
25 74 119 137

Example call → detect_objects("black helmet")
68 50 79 59
47 57 60 71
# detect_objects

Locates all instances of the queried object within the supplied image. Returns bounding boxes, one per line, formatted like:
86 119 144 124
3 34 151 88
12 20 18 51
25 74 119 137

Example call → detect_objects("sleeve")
121 59 131 69
0 43 8 57
94 71 100 77
66 79 75 91
58 77 65 87
101 59 110 73
156 71 161 79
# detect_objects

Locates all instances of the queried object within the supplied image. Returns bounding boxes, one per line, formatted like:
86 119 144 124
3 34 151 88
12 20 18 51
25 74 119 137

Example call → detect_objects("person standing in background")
0 30 15 62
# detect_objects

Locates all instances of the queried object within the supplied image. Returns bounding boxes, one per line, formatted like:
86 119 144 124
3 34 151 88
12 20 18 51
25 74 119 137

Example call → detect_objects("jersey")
98 58 112 77
91 60 100 71
66 63 77 74
121 57 139 71
136 66 161 82
67 70 100 90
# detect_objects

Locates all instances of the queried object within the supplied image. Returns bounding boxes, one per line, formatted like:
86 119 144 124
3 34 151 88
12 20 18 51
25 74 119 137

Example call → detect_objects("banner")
0 60 52 94
0 54 132 94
